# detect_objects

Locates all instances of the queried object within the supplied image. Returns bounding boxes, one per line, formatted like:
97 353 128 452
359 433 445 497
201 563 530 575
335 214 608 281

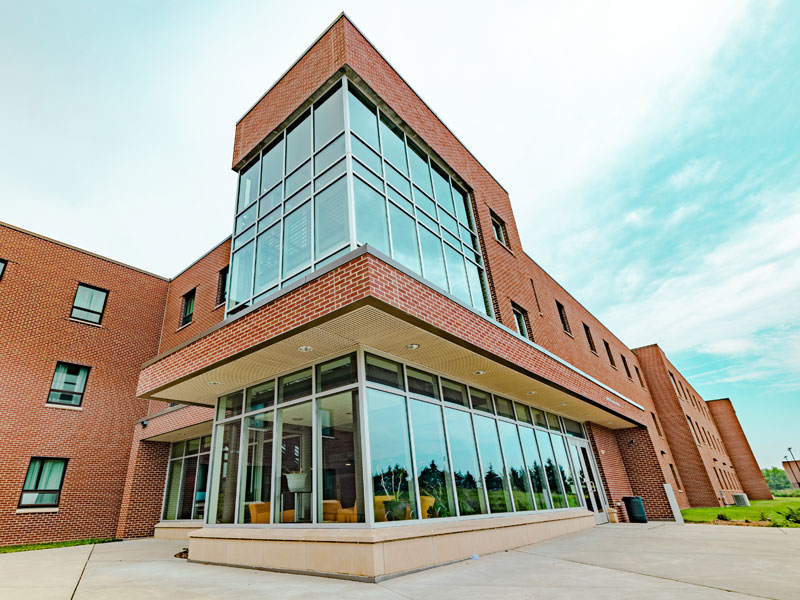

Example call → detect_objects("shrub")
779 507 800 525
774 489 800 498
716 512 730 521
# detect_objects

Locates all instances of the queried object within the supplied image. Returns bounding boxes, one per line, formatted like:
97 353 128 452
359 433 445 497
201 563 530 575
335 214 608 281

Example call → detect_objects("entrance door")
568 440 608 524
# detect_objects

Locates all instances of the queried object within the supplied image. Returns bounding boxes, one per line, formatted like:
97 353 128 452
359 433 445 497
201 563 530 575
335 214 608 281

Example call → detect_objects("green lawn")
0 538 118 554
681 498 800 526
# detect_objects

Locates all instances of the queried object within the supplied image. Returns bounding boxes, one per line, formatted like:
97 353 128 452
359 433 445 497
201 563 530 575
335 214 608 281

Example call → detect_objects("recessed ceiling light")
298 345 313 353
208 381 220 386
606 421 613 425
292 417 304 422
405 343 420 350
583 413 591 417
559 403 569 407
526 391 537 396
473 370 486 375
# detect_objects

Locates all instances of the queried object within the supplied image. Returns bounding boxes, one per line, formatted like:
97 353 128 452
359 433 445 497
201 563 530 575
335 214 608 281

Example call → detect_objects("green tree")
762 467 791 491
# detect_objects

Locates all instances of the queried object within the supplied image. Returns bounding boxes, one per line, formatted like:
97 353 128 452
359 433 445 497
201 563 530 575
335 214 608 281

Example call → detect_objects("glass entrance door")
568 441 608 524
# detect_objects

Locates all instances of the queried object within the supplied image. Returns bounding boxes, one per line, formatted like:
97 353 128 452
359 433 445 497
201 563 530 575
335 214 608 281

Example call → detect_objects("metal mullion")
404 392 422 521
205 416 220 524
357 348 374 527
469 411 491 515
159 458 175 521
232 415 247 525
439 404 461 518
516 423 539 511
312 170 347 198
531 426 553 511
311 395 318 524
342 77 357 252
494 419 516 513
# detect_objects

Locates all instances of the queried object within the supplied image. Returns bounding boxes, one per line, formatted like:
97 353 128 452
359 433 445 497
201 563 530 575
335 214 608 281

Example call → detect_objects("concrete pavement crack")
69 543 95 600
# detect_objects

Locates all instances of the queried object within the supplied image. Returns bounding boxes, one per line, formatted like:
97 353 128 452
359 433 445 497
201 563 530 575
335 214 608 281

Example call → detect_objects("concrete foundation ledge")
154 521 202 540
187 509 594 581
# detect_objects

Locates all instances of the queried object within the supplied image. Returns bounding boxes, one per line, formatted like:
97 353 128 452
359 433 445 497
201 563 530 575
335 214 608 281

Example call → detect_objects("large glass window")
163 436 211 521
70 283 108 324
519 427 551 510
209 421 241 523
409 400 456 519
366 388 417 522
536 429 567 509
227 77 491 316
444 408 486 516
239 414 274 523
552 435 580 508
497 421 534 511
473 415 512 513
275 401 313 523
19 458 68 507
318 391 364 523
47 362 90 407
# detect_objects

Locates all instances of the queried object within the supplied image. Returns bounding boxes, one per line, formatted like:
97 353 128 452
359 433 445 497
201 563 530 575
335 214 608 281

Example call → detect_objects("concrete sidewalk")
1 523 797 599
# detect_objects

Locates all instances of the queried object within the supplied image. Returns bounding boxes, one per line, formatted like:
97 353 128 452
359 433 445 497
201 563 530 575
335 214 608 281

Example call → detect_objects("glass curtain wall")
206 349 594 527
162 435 212 521
227 77 492 317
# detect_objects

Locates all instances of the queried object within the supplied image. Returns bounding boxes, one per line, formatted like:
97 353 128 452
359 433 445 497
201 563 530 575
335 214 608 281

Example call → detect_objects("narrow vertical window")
19 458 68 507
603 340 616 367
583 323 597 353
70 283 109 324
668 463 682 491
651 412 663 437
620 355 632 379
180 289 195 327
0 258 7 282
511 303 530 339
47 362 90 407
216 267 229 306
490 211 507 246
530 278 542 313
634 365 645 387
556 301 571 335
669 372 682 398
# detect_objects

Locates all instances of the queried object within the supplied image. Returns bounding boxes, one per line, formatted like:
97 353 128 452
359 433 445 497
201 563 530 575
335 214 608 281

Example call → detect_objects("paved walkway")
1 523 798 599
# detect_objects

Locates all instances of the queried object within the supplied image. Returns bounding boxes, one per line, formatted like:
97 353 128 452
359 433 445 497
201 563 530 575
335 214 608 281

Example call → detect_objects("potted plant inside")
376 463 411 521
286 467 309 493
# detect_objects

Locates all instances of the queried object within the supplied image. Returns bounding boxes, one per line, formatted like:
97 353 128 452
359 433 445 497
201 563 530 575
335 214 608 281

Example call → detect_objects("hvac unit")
732 493 750 507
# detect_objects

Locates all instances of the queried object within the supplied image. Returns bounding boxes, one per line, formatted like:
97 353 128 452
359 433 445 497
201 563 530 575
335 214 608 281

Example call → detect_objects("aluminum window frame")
18 457 69 508
162 436 212 521
46 361 91 407
70 282 109 325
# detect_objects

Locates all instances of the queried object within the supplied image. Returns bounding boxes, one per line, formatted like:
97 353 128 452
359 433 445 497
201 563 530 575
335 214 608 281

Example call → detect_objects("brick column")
586 423 634 521
116 423 170 538
614 426 674 520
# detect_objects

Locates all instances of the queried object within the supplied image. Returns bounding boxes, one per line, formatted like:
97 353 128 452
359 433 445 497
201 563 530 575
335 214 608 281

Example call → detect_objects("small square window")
47 362 90 407
216 266 229 306
19 458 68 508
556 301 572 335
511 303 530 339
583 323 597 353
603 340 616 367
71 283 108 325
490 211 507 246
0 258 7 282
180 289 196 327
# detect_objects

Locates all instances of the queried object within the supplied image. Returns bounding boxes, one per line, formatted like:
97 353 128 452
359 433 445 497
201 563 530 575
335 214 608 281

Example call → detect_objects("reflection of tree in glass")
418 460 450 518
509 466 527 490
373 463 409 499
483 464 504 491
453 470 478 489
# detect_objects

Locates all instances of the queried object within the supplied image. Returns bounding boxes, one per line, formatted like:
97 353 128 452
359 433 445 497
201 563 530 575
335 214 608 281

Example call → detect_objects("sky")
1 1 797 470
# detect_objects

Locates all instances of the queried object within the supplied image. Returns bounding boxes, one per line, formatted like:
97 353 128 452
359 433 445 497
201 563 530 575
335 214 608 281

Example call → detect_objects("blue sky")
1 1 797 469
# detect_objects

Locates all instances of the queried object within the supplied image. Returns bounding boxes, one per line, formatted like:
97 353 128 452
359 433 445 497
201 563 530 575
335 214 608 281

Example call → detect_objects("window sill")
45 403 83 411
609 365 618 370
590 350 599 357
494 239 514 255
68 317 103 328
176 321 193 332
562 329 574 339
213 302 225 311
16 507 58 514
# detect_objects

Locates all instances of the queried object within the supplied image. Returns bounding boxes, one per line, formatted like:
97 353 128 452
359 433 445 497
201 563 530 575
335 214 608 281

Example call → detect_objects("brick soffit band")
141 245 644 415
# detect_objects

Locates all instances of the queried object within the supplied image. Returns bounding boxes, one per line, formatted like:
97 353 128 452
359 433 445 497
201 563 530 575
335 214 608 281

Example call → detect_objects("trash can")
622 496 648 523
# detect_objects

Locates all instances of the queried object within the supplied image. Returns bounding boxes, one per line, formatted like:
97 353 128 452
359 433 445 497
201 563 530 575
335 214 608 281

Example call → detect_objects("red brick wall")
0 223 168 545
708 399 771 500
614 426 674 520
116 405 213 538
635 344 725 507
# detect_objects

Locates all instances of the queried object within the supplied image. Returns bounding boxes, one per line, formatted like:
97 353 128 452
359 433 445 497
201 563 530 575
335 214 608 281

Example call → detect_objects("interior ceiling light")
559 403 569 407
405 343 420 350
526 391 537 395
473 370 486 375
298 345 313 353
208 381 220 386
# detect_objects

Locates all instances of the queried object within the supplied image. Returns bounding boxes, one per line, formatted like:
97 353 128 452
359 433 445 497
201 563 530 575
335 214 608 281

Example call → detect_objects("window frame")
490 211 507 246
582 323 597 354
18 457 69 508
180 288 196 327
216 266 229 307
0 258 7 282
556 301 572 336
47 362 91 407
511 302 530 340
620 355 632 380
70 283 109 325
634 365 645 388
603 340 616 368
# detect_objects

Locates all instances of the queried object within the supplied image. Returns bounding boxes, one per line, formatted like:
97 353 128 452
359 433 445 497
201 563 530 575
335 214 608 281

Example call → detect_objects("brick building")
0 13 768 579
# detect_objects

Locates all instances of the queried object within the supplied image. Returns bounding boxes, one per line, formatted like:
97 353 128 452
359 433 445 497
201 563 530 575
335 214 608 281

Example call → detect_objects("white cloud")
668 159 722 190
